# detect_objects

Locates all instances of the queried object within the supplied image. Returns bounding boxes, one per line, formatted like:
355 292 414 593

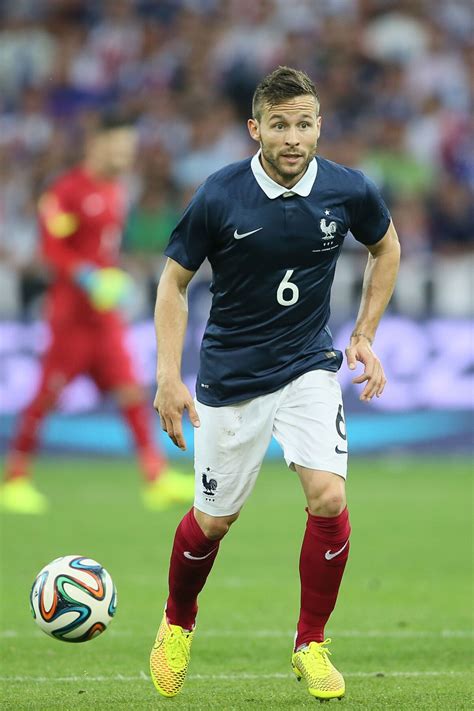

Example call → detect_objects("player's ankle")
165 601 197 631
5 451 32 481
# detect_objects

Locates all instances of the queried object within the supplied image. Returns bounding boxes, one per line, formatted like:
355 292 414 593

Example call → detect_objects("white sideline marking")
0 671 470 683
1 628 472 639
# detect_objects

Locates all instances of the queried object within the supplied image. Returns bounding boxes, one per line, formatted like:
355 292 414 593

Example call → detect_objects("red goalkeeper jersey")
39 166 127 325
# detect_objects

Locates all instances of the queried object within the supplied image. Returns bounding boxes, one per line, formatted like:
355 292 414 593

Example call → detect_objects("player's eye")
273 123 285 130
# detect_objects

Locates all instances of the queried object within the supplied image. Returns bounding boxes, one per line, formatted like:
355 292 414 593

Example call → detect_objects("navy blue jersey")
165 152 391 406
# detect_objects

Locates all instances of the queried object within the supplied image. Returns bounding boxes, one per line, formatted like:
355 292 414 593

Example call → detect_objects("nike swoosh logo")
184 548 218 561
233 227 263 240
325 540 349 561
335 445 348 454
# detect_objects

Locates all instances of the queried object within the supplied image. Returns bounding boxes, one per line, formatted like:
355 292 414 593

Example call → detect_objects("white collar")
250 149 318 199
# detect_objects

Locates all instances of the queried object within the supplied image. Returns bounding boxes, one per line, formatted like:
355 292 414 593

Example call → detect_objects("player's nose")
285 127 300 146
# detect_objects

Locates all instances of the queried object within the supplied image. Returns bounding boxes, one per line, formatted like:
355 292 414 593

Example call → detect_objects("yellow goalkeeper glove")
76 267 132 311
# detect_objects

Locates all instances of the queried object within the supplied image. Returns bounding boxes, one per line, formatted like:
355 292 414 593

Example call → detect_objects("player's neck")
259 153 308 189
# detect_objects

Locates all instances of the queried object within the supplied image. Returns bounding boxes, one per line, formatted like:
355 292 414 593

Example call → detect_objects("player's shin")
296 507 351 648
120 401 166 480
166 508 221 630
7 395 57 478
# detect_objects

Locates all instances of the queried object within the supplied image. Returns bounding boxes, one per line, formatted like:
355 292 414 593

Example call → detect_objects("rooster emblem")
202 471 218 496
320 218 337 240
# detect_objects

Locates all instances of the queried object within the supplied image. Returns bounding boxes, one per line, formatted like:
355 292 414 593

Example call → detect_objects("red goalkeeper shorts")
40 316 137 392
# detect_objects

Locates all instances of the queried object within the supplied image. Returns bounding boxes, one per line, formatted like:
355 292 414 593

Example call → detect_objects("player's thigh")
273 369 348 479
35 325 91 404
91 320 137 392
194 393 278 517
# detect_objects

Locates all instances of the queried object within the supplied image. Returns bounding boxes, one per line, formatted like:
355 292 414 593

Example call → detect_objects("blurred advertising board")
0 300 472 455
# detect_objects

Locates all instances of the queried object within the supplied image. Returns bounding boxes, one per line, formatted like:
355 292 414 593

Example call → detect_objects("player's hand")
154 379 200 451
76 267 133 311
345 336 386 402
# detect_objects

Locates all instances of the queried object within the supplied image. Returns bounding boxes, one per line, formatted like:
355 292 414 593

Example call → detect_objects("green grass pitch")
0 455 472 709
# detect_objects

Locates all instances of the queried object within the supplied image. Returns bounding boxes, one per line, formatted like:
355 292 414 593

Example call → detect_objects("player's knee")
113 384 144 406
194 510 239 540
307 489 346 517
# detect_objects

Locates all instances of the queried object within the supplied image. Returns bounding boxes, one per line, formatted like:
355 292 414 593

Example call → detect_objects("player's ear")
247 118 260 143
316 114 322 139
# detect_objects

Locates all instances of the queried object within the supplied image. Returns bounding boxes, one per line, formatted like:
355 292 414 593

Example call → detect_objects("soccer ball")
30 555 117 643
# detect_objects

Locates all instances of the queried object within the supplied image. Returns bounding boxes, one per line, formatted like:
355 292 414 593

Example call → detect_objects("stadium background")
0 2 472 709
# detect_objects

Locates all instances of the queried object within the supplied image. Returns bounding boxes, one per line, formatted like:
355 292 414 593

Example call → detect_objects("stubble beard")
261 142 317 186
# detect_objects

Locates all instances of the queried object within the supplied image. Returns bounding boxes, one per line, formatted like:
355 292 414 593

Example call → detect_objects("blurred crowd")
0 0 473 319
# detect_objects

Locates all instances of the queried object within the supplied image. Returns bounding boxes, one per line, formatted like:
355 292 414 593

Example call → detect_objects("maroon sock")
296 507 351 648
166 508 221 629
121 402 165 481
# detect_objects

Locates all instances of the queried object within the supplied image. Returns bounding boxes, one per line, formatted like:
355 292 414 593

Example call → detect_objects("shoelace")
304 639 333 672
166 629 190 671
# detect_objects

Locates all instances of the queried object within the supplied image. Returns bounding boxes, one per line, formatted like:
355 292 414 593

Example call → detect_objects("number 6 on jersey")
277 269 299 306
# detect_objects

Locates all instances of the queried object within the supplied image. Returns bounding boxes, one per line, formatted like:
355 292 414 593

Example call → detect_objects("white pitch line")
0 671 470 683
199 629 474 639
1 629 472 639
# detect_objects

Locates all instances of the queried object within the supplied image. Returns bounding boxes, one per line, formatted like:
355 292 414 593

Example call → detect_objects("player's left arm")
345 220 400 401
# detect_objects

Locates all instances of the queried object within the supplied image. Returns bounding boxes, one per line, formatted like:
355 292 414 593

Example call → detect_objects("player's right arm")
153 258 201 451
39 188 86 278
39 182 131 310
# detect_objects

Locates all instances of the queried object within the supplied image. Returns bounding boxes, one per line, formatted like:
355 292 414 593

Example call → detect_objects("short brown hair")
252 66 320 121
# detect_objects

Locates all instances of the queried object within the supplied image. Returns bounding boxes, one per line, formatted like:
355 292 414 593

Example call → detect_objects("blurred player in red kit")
1 113 193 514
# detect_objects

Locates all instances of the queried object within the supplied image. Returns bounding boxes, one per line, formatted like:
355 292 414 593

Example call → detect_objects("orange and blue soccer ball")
30 555 117 642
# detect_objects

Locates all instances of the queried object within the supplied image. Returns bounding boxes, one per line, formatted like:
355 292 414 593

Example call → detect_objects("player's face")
247 95 321 188
93 128 138 177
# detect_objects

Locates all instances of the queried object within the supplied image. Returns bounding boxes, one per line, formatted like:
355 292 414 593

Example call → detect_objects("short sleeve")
38 181 80 239
350 174 391 245
165 184 211 271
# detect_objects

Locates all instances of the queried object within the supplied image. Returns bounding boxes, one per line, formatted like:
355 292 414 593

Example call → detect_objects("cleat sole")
315 699 344 704
292 664 302 682
309 690 346 701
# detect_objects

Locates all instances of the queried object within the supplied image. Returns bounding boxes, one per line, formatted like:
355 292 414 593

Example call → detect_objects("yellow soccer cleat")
0 478 49 514
292 639 345 701
161 469 195 499
150 612 194 697
142 469 194 511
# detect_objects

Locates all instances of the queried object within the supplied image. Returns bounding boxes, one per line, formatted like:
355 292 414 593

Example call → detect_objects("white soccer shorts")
194 369 348 516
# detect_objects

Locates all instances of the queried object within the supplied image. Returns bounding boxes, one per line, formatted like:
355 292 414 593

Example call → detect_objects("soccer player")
149 67 400 700
0 113 193 514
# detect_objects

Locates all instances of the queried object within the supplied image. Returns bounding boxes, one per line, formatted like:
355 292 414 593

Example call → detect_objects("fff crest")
320 218 337 240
